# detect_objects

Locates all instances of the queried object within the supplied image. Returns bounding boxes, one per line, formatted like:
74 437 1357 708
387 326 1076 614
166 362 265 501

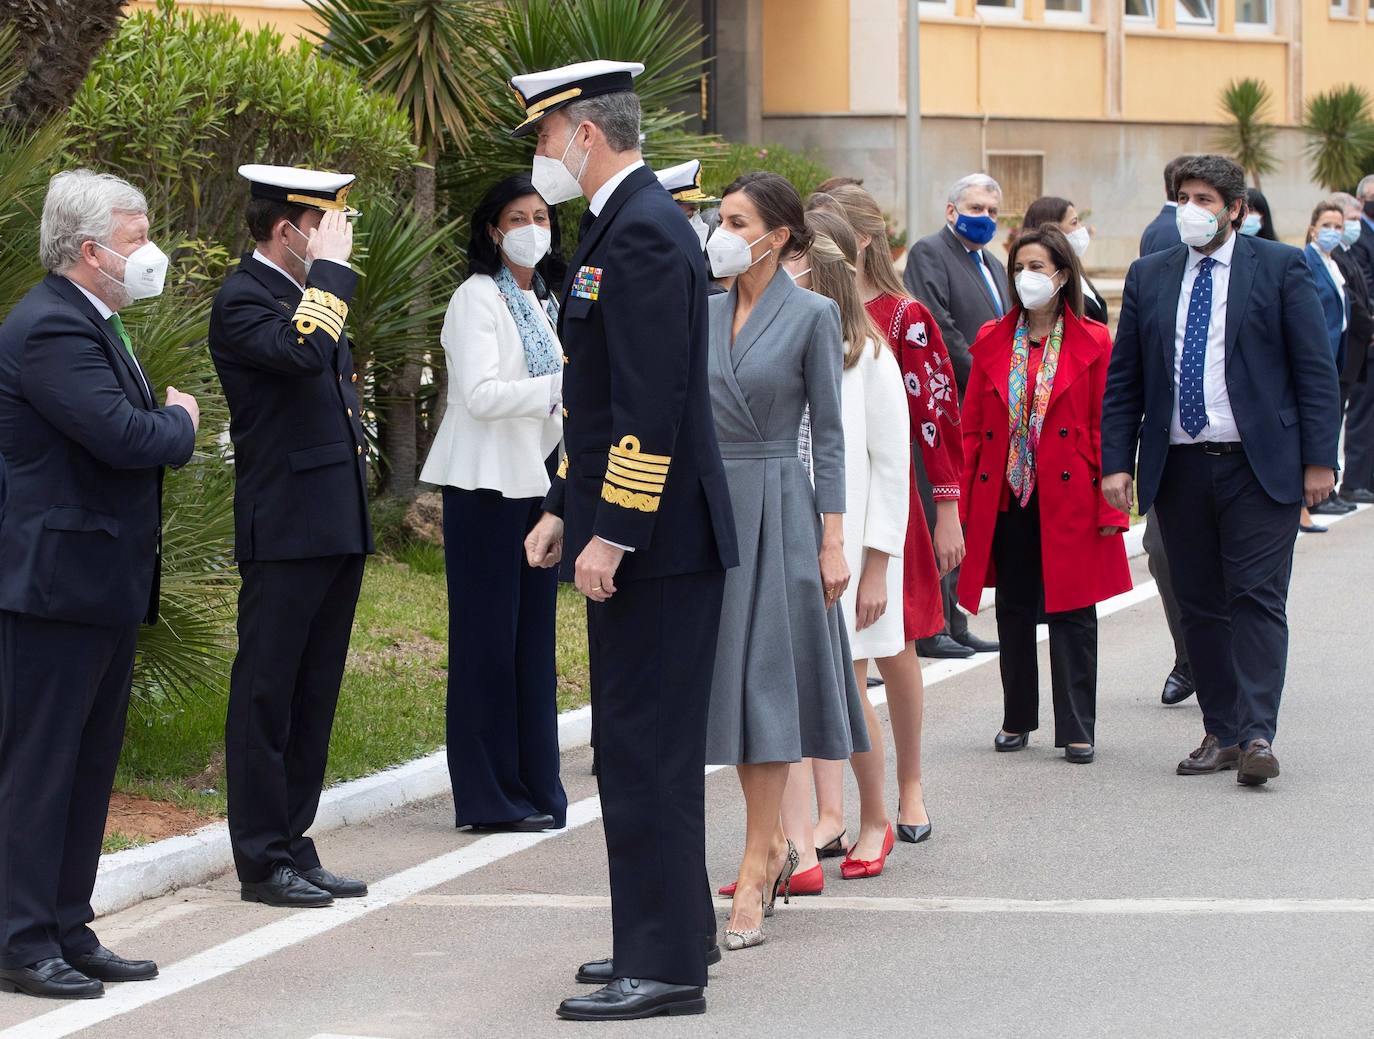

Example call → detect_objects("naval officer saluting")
516 61 739 1021
210 166 373 908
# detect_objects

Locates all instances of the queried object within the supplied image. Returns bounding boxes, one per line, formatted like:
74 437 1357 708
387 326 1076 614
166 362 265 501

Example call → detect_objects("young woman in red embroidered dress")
798 185 965 878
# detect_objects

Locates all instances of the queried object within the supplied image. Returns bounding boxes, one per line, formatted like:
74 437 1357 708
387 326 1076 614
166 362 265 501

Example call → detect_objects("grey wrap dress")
703 267 869 766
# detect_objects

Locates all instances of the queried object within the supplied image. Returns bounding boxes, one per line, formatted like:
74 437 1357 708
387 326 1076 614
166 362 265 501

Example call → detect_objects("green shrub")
699 141 833 200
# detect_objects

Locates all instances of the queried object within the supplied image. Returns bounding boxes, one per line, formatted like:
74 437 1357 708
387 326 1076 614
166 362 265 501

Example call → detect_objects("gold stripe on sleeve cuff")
601 483 661 513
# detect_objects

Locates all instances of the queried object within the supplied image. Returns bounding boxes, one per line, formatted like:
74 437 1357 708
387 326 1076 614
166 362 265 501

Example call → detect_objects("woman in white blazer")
420 174 567 834
780 210 909 892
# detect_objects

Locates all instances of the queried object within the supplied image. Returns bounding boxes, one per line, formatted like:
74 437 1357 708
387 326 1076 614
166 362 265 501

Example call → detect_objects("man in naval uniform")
655 159 719 253
210 165 374 909
517 61 739 1022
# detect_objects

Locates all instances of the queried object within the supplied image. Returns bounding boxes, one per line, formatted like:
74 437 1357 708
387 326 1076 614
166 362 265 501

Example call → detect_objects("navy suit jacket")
1102 235 1341 512
0 275 196 626
1139 203 1182 257
209 255 374 562
543 164 738 581
1352 219 1374 296
1304 244 1350 374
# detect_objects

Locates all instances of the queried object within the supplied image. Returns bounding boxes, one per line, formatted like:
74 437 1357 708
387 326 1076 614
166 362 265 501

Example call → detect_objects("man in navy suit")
0 170 198 999
1350 173 1374 290
1103 155 1340 787
1139 154 1193 257
515 60 738 1022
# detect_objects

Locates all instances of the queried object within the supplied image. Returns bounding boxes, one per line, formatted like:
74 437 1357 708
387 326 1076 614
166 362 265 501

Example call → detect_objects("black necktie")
579 207 596 240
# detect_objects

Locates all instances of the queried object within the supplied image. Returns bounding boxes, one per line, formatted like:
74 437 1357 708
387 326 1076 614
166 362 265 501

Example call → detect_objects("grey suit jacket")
903 225 1006 394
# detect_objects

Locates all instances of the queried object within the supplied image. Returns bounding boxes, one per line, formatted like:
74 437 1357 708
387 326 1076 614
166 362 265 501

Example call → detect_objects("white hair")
947 173 1002 206
1330 191 1359 211
39 169 148 273
1358 174 1374 200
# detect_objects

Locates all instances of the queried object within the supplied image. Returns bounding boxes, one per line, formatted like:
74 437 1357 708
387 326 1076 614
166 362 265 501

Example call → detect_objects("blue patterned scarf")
495 265 562 377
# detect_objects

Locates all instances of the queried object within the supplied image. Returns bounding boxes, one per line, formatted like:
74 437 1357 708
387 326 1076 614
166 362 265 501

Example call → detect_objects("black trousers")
442 485 567 829
991 496 1097 746
587 570 724 987
1153 449 1299 747
1142 508 1190 673
0 611 136 968
226 554 365 883
1341 379 1374 493
914 444 969 639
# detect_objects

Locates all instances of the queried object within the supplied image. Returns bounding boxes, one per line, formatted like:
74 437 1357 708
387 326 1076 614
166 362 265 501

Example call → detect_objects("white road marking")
398 893 1374 915
3 505 1364 1038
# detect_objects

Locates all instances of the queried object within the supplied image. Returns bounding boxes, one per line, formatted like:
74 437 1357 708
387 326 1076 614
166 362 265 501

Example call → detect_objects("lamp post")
905 0 922 243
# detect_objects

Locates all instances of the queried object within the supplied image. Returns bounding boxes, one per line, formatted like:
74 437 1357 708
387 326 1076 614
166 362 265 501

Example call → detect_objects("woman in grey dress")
703 173 869 950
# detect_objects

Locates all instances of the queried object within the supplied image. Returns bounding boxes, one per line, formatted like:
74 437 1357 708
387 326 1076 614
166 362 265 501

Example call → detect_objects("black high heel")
994 731 1029 752
815 832 847 859
896 820 932 843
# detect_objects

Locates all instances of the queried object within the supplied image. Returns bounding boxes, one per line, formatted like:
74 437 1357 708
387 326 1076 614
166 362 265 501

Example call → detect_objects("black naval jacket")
0 275 195 627
544 164 739 581
209 255 374 562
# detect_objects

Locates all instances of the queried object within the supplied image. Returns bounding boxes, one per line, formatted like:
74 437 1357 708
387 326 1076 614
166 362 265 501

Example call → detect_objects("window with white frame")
1235 0 1272 28
976 0 1023 18
1176 0 1215 25
918 0 956 15
1045 0 1092 21
1329 0 1352 15
1124 0 1156 22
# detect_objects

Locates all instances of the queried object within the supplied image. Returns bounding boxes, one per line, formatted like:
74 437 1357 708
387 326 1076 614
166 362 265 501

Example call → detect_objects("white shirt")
588 159 645 216
945 224 1004 313
64 277 153 403
1171 232 1239 444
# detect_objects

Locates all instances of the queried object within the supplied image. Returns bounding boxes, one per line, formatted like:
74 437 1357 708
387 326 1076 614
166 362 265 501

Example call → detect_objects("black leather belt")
1170 441 1245 456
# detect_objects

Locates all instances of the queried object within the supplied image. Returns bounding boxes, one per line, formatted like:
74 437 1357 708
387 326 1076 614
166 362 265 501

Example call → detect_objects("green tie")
107 313 134 358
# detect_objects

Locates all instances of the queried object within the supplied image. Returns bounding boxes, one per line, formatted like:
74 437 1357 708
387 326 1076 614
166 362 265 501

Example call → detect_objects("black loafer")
994 731 1029 752
1339 487 1374 504
557 978 706 1021
241 864 333 908
577 943 721 984
953 631 1000 653
65 945 157 983
916 634 975 660
1065 745 1095 764
0 958 103 999
1160 667 1195 706
466 813 556 833
299 866 367 898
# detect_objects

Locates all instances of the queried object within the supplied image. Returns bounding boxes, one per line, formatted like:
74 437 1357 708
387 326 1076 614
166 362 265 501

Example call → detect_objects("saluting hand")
165 386 200 432
308 209 354 265
525 513 564 569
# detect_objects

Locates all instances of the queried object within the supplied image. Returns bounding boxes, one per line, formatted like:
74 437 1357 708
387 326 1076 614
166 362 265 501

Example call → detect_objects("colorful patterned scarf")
495 265 562 377
1005 314 1065 507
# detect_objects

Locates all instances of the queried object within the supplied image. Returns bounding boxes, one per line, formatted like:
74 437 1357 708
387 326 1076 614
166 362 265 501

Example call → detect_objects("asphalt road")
3 511 1372 1039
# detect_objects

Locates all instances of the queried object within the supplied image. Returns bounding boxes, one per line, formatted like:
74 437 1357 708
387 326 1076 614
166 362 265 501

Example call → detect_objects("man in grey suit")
902 173 1006 658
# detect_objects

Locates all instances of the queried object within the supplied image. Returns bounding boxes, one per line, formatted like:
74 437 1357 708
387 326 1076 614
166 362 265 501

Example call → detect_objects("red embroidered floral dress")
864 293 964 642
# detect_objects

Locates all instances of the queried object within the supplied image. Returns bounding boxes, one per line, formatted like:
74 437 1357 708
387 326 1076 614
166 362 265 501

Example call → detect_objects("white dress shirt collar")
1164 201 1179 209
64 278 114 320
589 159 645 217
1186 228 1236 273
252 248 305 293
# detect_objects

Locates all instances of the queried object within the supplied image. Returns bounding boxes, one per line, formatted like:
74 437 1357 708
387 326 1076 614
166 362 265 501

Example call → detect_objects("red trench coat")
957 308 1131 615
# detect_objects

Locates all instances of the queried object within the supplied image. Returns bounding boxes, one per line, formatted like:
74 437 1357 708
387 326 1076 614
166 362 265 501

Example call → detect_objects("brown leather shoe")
1176 734 1240 775
1237 739 1280 786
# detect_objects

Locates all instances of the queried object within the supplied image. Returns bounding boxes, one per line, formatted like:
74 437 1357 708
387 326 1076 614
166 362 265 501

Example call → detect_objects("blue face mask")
953 211 998 246
1343 219 1362 247
1239 213 1262 237
1315 227 1344 253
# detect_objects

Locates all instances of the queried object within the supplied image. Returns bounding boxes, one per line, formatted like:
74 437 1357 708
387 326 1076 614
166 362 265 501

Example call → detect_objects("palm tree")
306 0 499 500
1214 78 1278 189
0 0 129 129
1303 85 1374 192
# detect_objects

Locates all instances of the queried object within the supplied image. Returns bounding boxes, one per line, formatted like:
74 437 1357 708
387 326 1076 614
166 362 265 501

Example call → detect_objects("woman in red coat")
957 225 1130 764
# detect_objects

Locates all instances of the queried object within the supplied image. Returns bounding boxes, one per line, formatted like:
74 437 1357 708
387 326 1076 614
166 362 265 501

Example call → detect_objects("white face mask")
95 240 168 301
1176 202 1222 249
706 228 771 278
285 221 313 278
689 212 709 251
1016 269 1061 311
498 223 552 269
531 128 590 206
1066 226 1091 259
785 266 812 284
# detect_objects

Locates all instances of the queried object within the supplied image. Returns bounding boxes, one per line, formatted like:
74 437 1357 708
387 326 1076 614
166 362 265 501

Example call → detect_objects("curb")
93 530 1150 917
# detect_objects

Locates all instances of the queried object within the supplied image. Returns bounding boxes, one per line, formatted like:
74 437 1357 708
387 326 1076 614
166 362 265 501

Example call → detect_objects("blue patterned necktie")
1179 256 1215 438
971 250 1004 317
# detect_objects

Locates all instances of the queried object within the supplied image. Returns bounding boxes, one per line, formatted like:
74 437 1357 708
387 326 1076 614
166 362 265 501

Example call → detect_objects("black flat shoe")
299 866 367 898
466 813 556 833
557 979 706 1021
953 631 1000 653
576 944 720 985
65 945 157 983
1299 522 1328 533
917 634 975 660
1065 745 1095 764
994 731 1029 752
1339 487 1374 504
0 958 103 999
1160 666 1195 705
241 864 333 908
815 831 847 859
896 821 932 843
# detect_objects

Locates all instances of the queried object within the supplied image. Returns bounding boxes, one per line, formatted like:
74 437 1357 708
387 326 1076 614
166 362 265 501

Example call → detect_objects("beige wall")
762 0 851 112
128 0 321 37
1122 33 1289 123
1301 0 1374 99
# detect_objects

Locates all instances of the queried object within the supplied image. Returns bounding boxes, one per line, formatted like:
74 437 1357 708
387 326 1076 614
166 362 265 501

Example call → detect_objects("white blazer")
420 273 563 499
838 338 910 661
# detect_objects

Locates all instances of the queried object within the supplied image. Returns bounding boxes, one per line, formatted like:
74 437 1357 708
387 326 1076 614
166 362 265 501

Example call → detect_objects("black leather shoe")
557 979 706 1020
896 821 932 843
65 946 157 983
1065 744 1095 764
241 864 333 908
467 813 556 833
299 866 367 898
994 731 1029 752
0 958 103 999
917 634 975 660
953 631 1000 653
1160 667 1195 705
577 943 721 984
1310 495 1356 515
1339 487 1374 504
